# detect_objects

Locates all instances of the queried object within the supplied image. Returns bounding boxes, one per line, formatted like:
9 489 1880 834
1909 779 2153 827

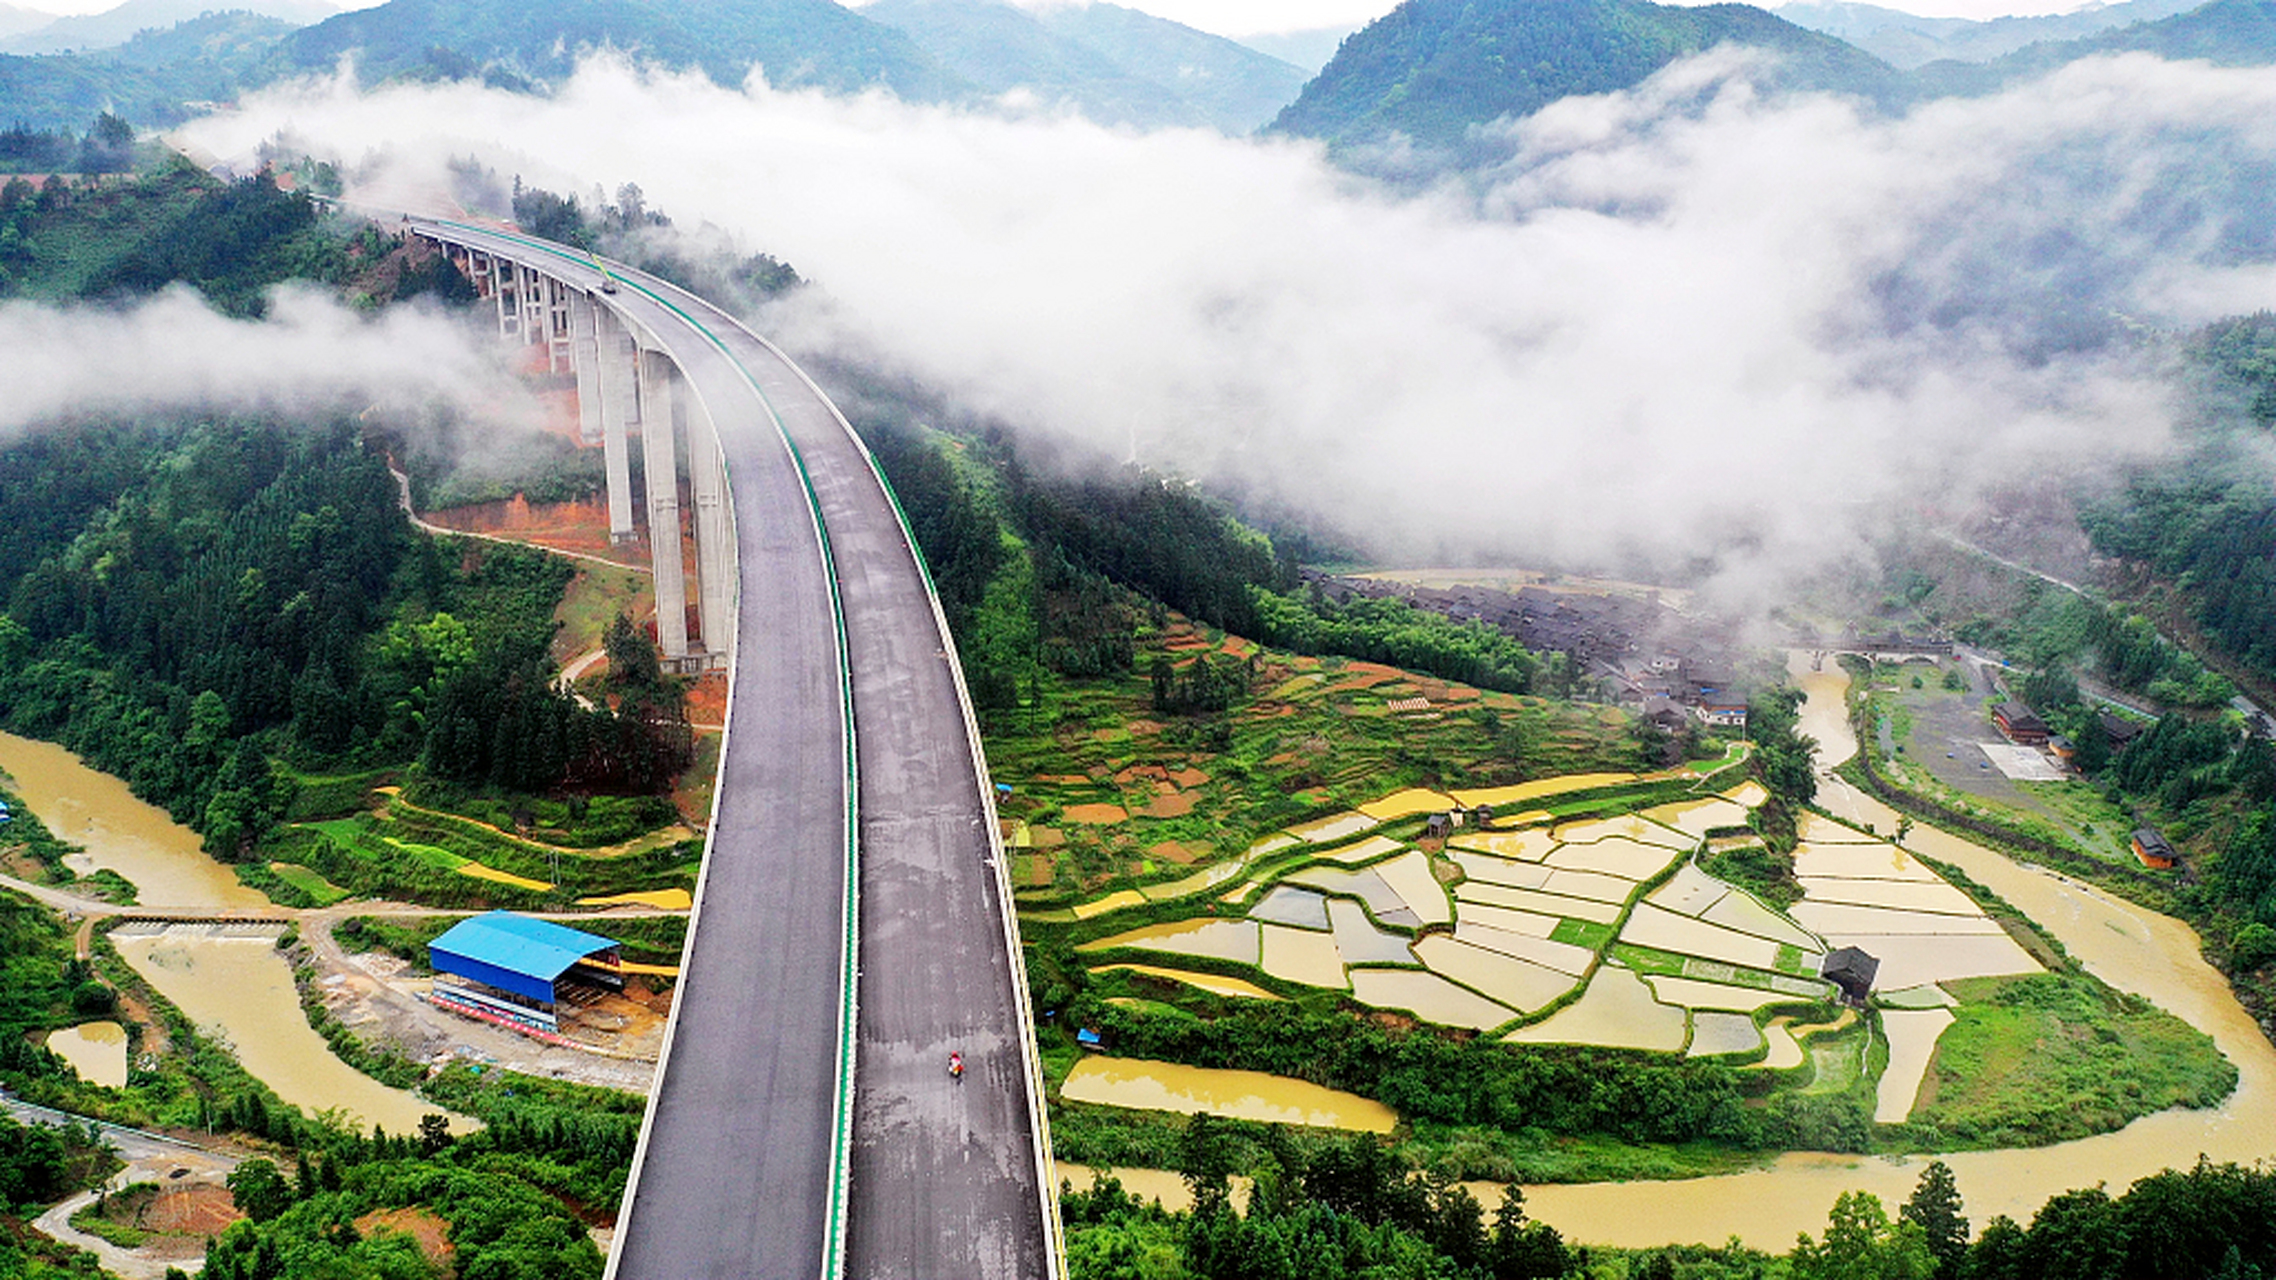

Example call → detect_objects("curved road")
404 219 1055 1279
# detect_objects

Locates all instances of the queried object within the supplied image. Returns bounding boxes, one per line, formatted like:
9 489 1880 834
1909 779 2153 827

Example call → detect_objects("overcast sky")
14 0 2138 36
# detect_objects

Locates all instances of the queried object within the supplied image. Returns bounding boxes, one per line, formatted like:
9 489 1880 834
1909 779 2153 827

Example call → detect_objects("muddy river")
113 926 468 1136
0 732 267 910
1516 655 2276 1248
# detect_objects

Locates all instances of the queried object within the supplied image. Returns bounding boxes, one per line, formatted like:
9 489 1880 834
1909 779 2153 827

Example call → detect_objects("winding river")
0 731 266 910
1517 653 2276 1248
0 733 460 1133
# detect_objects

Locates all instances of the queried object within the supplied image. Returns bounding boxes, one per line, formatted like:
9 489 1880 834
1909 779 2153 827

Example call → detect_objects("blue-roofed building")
427 912 623 1035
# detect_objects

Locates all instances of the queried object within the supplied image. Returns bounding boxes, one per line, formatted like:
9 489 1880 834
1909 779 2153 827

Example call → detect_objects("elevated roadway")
402 218 1057 1279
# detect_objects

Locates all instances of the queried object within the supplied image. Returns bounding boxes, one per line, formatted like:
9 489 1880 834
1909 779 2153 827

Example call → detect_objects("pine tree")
1904 1160 1971 1280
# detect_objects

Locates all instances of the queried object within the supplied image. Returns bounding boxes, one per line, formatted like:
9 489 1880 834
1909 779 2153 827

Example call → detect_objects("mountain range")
1775 0 2208 67
2 0 2275 168
0 0 334 55
857 0 1306 131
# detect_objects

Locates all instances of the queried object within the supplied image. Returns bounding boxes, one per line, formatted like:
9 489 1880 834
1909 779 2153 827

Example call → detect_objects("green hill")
1914 0 2276 96
0 13 289 133
861 0 1205 127
273 0 970 100
1025 1 1310 132
860 0 1308 132
1270 0 1907 152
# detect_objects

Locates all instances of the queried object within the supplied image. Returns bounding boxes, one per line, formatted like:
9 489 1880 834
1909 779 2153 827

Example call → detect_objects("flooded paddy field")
1061 1056 1396 1131
45 1020 128 1088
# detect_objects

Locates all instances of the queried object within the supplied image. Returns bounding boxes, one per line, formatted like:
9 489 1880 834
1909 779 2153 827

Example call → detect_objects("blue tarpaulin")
428 911 617 1005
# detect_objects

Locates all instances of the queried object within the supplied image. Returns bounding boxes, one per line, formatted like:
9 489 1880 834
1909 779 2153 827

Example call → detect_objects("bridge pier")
638 348 691 663
687 394 733 662
594 307 640 545
570 293 604 447
544 277 574 373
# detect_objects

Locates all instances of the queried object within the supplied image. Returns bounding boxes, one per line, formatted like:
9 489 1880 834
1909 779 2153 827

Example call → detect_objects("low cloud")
177 51 2276 602
0 284 541 437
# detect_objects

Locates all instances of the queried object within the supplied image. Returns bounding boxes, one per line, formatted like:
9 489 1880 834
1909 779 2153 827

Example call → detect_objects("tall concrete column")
489 254 517 339
638 348 689 663
570 293 603 446
518 265 546 347
685 391 732 662
547 278 574 373
596 308 638 544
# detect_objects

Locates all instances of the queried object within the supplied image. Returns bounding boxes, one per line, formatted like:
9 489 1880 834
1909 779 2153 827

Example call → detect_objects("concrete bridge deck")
403 219 1056 1279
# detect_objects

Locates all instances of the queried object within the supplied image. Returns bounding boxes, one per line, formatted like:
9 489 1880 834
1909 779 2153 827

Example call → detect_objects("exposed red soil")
137 1183 241 1236
1148 841 1199 865
684 673 728 728
1139 792 1197 818
355 1207 454 1266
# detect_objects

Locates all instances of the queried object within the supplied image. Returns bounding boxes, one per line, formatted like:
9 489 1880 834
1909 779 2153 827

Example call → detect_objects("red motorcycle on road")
948 1052 965 1081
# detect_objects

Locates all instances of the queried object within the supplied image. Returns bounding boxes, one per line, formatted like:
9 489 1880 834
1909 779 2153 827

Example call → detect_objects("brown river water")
0 731 267 909
0 732 462 1134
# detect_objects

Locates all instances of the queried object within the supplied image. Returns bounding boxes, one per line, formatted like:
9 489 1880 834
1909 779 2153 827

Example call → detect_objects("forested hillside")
1269 0 1905 154
1914 0 2276 95
861 0 1308 132
831 376 1555 725
271 0 967 99
2082 314 2276 688
0 12 292 133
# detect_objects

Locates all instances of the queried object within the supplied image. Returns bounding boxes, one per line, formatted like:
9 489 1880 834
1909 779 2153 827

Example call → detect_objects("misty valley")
2 0 2276 1277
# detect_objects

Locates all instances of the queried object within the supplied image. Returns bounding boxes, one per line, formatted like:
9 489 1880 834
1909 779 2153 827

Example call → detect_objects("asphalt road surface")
637 273 1054 1279
407 221 1050 1278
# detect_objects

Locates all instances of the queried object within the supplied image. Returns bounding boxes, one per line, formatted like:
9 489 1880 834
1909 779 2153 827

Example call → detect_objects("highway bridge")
402 218 1060 1280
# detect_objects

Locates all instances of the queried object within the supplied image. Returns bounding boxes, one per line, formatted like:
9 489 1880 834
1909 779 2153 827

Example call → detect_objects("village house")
1993 700 2049 746
2130 827 2179 871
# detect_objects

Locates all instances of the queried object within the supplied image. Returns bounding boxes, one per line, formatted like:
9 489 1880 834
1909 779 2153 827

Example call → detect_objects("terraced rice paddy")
1413 936 1579 1013
1349 968 1516 1030
1091 964 1281 1000
1876 1007 1957 1122
1459 881 1622 923
1327 899 1418 965
1323 835 1406 864
1449 829 1558 861
1249 885 1331 928
454 861 551 891
1688 1011 1763 1057
1641 797 1754 839
1358 789 1457 821
1057 761 2049 1110
574 888 694 909
1506 965 1687 1051
1286 811 1379 844
1082 918 1259 964
1789 817 2040 990
1260 924 1347 988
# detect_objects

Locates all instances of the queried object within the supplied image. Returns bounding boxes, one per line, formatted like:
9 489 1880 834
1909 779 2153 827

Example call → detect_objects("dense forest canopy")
0 415 690 856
